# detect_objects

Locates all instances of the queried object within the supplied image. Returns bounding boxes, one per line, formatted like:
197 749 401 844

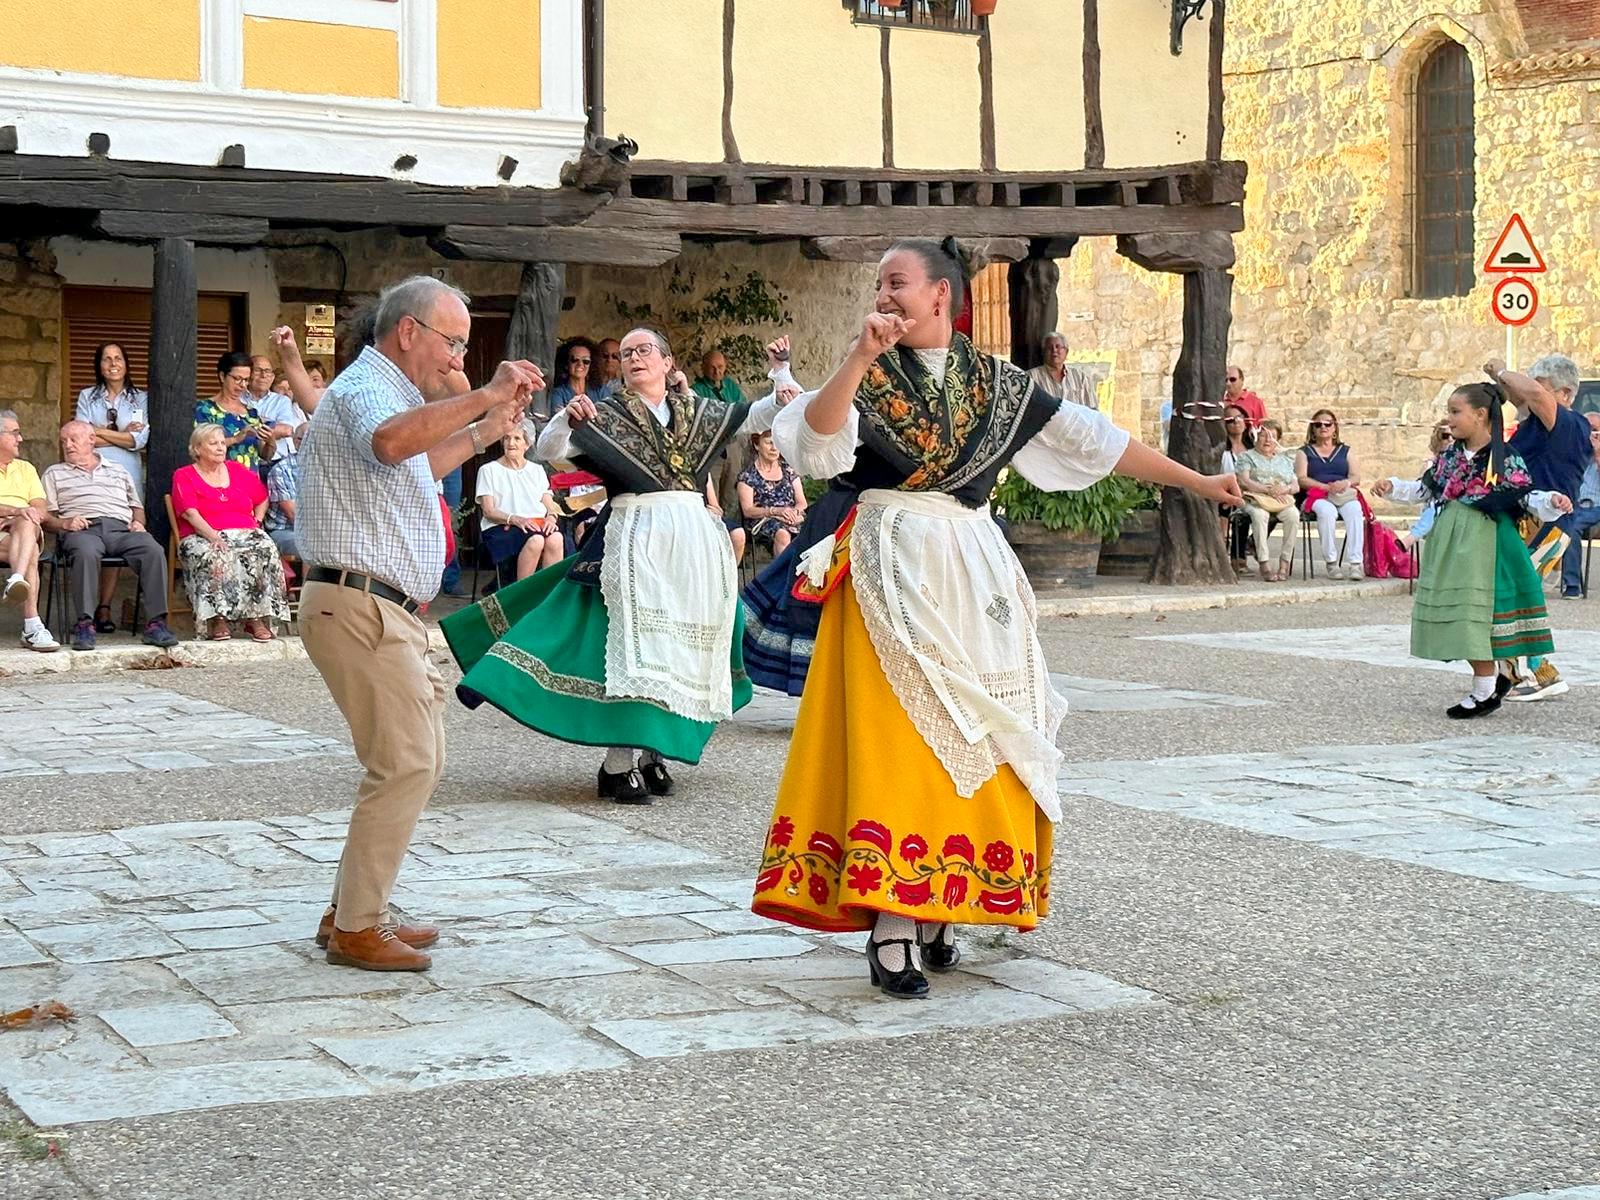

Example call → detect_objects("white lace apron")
600 492 737 721
849 489 1067 821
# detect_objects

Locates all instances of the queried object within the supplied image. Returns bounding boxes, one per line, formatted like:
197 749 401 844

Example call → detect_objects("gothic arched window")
1412 41 1476 298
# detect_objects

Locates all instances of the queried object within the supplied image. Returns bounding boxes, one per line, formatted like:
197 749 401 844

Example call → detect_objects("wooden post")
1148 267 1234 586
146 237 196 551
1007 244 1060 370
506 262 565 416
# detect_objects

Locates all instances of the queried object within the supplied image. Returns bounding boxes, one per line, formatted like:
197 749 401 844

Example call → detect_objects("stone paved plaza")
1 597 1597 1200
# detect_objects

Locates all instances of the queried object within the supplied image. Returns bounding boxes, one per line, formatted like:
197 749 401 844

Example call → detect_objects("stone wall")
1066 1 1600 483
0 241 63 461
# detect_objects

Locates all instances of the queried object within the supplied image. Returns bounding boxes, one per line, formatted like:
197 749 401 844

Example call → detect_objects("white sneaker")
1324 563 1343 580
1346 569 1365 583
19 625 59 653
2 575 28 606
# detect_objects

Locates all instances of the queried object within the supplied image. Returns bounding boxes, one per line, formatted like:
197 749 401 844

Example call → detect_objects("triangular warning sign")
1483 214 1546 274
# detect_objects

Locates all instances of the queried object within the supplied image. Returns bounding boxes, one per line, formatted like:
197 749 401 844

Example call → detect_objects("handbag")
1246 492 1291 515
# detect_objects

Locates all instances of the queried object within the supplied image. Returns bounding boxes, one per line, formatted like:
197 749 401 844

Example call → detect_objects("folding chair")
41 540 144 638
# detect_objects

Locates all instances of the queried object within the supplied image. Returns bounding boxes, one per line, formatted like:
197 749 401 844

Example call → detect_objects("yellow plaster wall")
889 32 981 170
437 0 542 110
603 0 725 162
731 3 882 167
1098 0 1211 167
243 17 399 100
990 0 1086 170
2 1 201 81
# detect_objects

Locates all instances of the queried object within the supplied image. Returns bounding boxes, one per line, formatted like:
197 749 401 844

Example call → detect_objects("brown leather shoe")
325 926 433 972
315 909 439 951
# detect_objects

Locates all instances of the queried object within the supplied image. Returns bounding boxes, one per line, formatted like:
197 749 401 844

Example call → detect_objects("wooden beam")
1117 231 1235 273
722 0 740 162
94 210 268 245
0 155 607 228
433 224 682 267
507 263 566 417
583 197 1244 239
881 27 894 169
978 24 997 173
146 238 196 552
1207 0 1227 161
1083 0 1105 169
801 236 1029 264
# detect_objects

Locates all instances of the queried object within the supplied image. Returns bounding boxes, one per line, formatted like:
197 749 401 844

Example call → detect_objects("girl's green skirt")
442 556 752 764
1411 503 1554 663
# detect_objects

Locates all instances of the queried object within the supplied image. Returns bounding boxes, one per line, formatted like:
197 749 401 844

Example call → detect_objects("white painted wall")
50 238 282 356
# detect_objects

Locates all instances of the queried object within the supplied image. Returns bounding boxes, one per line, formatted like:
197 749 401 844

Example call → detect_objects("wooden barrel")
1098 510 1159 577
1004 521 1102 589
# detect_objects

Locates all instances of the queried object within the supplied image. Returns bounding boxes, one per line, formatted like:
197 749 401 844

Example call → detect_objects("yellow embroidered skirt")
751 584 1052 933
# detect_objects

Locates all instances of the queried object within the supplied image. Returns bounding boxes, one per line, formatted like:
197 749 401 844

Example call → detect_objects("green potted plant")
993 470 1153 588
1097 480 1161 577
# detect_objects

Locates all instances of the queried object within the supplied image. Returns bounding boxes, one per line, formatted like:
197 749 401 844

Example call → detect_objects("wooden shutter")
61 287 245 422
970 263 1012 358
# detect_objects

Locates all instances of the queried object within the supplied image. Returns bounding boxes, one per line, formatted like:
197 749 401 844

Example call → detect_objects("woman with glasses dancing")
748 238 1241 999
442 327 787 806
1295 408 1365 580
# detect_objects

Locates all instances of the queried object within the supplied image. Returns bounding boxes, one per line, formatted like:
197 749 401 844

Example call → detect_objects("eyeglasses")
569 356 591 366
409 317 469 359
1223 416 1244 424
1311 420 1335 428
225 372 252 384
0 427 20 439
618 344 659 362
602 351 621 361
1226 376 1241 383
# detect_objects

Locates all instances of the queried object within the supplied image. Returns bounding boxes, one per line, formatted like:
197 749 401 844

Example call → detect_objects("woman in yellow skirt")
751 238 1240 998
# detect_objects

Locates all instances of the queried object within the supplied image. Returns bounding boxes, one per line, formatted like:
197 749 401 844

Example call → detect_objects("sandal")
207 618 232 641
244 618 275 642
1257 563 1274 582
93 604 117 634
1277 561 1294 582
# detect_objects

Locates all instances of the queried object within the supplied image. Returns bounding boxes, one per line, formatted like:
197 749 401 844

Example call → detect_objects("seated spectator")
1565 413 1600 596
171 424 290 642
548 338 597 410
0 411 59 651
1295 407 1365 581
1220 403 1254 570
738 432 806 556
196 351 275 469
264 451 300 558
596 337 623 397
693 349 745 406
42 421 180 651
1027 333 1097 408
1235 419 1302 582
1224 365 1267 429
476 424 563 584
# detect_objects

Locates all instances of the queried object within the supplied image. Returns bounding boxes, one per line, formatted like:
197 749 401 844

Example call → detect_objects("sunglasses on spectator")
569 356 591 366
1226 376 1241 383
602 351 621 361
1224 416 1244 423
1312 420 1335 427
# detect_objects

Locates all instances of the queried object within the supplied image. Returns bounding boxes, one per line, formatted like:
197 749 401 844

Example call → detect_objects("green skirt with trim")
441 556 752 764
1411 503 1553 663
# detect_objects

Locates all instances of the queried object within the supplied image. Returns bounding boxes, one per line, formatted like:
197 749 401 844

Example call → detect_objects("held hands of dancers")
1371 478 1394 498
851 312 916 362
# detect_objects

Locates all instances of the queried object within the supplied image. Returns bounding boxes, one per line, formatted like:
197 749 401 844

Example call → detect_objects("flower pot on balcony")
972 0 999 15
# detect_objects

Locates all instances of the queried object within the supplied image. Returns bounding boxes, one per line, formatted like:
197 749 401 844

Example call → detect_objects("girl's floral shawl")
1423 441 1533 515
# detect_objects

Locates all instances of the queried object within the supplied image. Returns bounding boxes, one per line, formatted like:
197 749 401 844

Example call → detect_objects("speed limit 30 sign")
1492 276 1538 327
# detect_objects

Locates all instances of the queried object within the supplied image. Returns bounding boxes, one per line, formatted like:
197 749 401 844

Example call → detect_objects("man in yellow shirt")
0 410 60 651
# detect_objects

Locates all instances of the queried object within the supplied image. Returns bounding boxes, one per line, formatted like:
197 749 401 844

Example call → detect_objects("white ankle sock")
871 912 916 971
21 616 42 634
602 747 635 774
1471 674 1496 701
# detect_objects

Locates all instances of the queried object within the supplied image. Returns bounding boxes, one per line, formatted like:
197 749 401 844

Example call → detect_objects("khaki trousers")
1246 502 1302 565
299 580 446 931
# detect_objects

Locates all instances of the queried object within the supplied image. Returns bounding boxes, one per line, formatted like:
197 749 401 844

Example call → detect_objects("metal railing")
847 0 985 35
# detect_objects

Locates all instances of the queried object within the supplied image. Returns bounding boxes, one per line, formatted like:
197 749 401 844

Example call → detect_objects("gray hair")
0 409 17 427
1528 353 1580 397
59 419 94 438
374 275 470 341
624 326 673 359
1042 332 1068 350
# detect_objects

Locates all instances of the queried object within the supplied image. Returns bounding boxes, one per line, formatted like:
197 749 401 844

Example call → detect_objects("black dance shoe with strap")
865 937 930 999
639 760 675 797
596 766 652 805
916 923 961 972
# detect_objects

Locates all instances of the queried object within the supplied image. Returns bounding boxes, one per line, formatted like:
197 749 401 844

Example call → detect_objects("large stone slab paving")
1058 736 1600 902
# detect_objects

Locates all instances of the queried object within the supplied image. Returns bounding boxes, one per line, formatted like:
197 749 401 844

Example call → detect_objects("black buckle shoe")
1446 693 1503 720
597 766 652 805
865 938 929 999
916 923 961 972
639 760 674 796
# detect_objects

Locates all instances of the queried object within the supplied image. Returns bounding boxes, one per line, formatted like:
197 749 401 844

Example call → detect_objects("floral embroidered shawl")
1422 442 1534 518
570 387 750 494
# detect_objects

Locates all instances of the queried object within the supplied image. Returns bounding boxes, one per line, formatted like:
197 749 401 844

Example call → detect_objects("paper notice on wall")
1067 349 1127 433
305 335 336 355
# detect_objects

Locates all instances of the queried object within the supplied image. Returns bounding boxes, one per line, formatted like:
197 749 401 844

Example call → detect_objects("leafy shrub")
992 470 1157 540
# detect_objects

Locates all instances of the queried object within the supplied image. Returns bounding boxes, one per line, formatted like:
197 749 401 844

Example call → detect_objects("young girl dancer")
1374 382 1570 718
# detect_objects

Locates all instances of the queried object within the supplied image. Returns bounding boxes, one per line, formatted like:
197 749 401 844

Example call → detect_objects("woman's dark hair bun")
940 236 974 280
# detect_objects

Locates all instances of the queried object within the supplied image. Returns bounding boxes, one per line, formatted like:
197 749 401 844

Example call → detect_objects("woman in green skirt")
443 327 782 804
1374 382 1571 718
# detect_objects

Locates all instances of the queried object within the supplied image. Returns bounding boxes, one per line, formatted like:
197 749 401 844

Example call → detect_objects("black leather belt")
305 566 420 613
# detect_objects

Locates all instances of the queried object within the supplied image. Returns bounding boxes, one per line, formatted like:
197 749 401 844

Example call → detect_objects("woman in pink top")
172 423 289 641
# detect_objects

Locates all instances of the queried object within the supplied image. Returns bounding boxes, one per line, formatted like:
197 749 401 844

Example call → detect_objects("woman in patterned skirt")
750 238 1241 998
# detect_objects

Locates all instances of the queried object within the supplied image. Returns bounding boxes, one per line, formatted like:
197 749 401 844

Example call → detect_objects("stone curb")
0 627 452 678
1036 578 1411 618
